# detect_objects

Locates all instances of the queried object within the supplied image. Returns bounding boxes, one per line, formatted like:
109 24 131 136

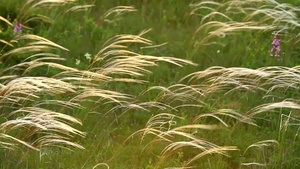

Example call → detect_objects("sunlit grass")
0 0 299 168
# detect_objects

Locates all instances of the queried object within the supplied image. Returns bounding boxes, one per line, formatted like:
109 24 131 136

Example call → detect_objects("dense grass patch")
0 0 300 168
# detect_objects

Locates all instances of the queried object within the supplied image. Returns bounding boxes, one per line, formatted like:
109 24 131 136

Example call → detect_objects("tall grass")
0 0 194 156
0 0 299 168
190 0 300 68
130 65 298 168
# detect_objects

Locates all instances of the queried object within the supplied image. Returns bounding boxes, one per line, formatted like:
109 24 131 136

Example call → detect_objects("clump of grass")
130 64 299 168
191 0 300 48
189 0 300 68
180 66 300 98
103 6 137 24
0 34 68 63
241 140 279 168
18 0 83 24
124 112 239 168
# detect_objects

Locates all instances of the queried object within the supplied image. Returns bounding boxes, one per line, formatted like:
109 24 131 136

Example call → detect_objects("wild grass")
190 0 300 68
125 112 239 168
0 29 194 152
0 0 300 168
191 0 300 47
132 65 299 168
1 3 196 167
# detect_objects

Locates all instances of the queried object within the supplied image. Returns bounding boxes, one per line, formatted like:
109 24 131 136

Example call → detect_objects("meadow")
0 0 299 168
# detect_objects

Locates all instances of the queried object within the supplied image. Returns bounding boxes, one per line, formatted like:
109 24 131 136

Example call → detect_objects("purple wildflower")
269 36 280 57
13 22 22 35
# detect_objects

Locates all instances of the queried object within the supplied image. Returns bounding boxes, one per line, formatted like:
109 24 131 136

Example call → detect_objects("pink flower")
269 36 280 57
13 22 22 35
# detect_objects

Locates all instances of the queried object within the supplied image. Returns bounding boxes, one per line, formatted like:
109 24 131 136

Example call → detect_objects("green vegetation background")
0 0 299 168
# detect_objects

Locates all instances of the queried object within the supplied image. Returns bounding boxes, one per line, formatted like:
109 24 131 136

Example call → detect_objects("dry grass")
248 101 300 118
0 16 13 26
0 75 84 150
103 6 137 23
0 16 14 52
240 139 279 167
93 163 110 169
192 109 256 127
191 0 300 48
179 66 300 98
88 30 196 84
124 113 239 168
0 34 68 63
18 0 77 24
127 64 300 167
1 1 299 168
0 17 196 153
61 4 94 16
1 106 85 149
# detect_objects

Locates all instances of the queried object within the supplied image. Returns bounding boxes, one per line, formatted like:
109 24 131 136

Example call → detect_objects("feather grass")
191 0 300 48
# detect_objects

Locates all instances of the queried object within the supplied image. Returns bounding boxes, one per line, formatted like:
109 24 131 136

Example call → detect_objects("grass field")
0 0 300 168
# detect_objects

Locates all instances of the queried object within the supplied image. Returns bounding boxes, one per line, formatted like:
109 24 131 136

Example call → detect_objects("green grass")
0 0 300 168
